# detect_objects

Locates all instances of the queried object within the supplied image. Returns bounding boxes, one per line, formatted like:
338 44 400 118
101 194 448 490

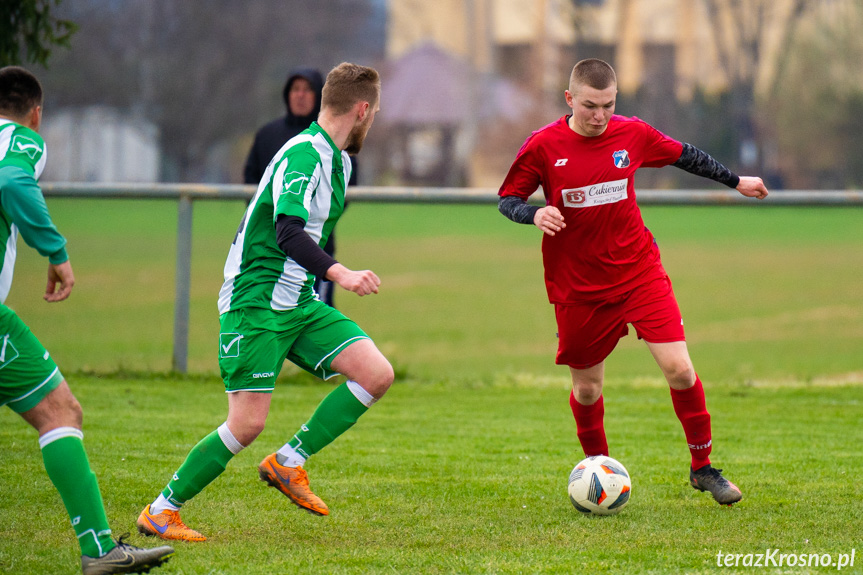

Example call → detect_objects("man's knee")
663 359 695 389
228 418 265 446
573 381 602 405
361 356 394 399
24 381 84 434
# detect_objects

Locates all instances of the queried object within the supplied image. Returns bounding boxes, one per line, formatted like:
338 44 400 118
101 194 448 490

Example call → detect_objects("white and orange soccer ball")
567 455 632 515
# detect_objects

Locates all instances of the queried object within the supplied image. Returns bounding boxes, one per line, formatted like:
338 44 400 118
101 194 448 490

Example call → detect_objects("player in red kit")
498 59 768 506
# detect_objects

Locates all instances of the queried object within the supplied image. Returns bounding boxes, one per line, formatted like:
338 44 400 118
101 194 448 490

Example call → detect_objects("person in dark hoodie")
244 68 356 308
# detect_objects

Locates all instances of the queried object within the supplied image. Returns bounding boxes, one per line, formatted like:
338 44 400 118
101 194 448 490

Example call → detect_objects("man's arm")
498 196 566 237
673 143 768 199
0 166 74 301
0 166 67 262
275 215 379 296
498 195 539 224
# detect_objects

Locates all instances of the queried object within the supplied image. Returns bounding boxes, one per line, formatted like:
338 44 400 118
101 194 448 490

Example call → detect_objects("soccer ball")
567 455 631 515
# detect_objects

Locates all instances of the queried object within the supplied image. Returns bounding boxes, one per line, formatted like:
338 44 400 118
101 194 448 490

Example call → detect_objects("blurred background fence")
38 183 863 373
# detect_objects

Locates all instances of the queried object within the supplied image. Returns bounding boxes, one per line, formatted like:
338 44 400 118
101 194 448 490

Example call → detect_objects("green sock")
161 427 237 506
40 428 116 558
288 382 369 459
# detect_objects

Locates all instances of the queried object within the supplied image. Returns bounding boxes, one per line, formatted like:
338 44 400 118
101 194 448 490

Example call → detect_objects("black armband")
275 215 338 278
672 143 740 189
498 195 540 225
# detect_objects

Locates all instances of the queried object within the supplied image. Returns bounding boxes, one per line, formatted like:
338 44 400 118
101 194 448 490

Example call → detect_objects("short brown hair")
569 59 617 92
321 62 380 116
0 66 43 119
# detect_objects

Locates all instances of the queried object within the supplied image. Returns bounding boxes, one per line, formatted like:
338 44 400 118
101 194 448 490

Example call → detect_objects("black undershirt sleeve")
672 142 741 189
275 215 338 278
498 195 540 225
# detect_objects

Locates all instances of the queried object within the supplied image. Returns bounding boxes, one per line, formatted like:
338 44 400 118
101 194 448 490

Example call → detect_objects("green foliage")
0 0 77 67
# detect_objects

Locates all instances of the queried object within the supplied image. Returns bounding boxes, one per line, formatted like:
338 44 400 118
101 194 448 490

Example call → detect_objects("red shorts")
554 274 685 369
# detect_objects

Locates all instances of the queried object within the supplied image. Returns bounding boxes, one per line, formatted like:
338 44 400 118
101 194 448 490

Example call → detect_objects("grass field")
1 200 862 573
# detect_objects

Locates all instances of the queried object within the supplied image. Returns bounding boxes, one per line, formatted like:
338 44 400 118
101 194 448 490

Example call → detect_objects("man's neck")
316 114 352 152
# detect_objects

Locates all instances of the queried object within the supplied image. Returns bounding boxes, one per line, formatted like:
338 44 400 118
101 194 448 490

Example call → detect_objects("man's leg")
20 381 116 558
262 339 393 515
288 338 393 456
21 381 174 572
138 391 269 541
646 340 741 504
569 362 609 457
645 341 711 466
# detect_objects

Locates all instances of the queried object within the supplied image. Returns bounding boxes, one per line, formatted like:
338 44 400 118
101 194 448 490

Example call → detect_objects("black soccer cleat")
81 534 174 575
690 464 743 506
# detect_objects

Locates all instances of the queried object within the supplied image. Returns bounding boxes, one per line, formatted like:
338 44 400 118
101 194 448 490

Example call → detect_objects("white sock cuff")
217 423 245 455
39 427 83 449
276 443 307 467
346 380 377 408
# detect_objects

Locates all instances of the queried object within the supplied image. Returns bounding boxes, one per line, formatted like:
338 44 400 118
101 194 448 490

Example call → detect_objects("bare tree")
38 0 383 181
702 0 810 174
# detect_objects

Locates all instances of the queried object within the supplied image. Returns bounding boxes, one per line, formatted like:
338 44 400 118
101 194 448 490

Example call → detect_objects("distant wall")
40 106 160 182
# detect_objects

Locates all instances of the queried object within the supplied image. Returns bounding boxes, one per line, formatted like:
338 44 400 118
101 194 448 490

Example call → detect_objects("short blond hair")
321 62 380 116
569 58 617 92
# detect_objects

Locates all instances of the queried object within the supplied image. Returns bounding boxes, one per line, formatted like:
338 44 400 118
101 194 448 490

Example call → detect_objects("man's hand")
737 176 769 200
534 206 566 236
45 260 75 302
326 263 380 296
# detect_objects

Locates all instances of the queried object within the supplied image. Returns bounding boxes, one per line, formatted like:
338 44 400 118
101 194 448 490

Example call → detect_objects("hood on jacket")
282 67 324 125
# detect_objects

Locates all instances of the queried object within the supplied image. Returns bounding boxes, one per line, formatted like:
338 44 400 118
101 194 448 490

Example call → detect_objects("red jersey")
499 114 683 303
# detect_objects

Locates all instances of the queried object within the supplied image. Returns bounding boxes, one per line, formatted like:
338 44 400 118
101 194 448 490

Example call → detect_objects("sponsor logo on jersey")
10 134 42 159
0 334 20 369
562 178 628 208
219 333 244 358
282 171 310 196
252 372 275 379
612 149 630 168
554 158 568 166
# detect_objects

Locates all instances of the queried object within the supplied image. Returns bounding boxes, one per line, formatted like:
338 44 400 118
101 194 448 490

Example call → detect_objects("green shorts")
218 300 369 392
0 304 64 413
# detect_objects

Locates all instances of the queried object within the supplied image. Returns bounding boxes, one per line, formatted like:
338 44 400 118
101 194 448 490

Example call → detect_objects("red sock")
569 391 609 457
669 375 712 469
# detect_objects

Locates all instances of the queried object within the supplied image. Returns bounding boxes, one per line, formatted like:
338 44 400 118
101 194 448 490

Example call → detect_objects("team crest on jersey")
282 171 310 196
612 149 630 168
10 134 42 159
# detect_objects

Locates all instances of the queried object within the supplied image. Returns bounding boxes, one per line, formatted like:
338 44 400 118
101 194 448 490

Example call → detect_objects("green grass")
0 376 860 574
1 200 862 573
4 200 863 382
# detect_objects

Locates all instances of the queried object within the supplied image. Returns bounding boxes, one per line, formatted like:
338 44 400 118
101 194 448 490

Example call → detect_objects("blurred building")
388 0 816 102
40 107 160 182
383 0 841 186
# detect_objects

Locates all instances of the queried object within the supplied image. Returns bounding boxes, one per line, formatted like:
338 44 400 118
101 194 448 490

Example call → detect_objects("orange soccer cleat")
137 505 208 542
258 453 329 516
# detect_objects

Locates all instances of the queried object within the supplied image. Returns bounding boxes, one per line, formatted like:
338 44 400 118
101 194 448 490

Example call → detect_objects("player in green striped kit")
138 63 392 541
0 66 174 574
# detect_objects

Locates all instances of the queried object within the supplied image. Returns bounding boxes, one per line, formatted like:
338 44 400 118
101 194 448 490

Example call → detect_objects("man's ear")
28 105 42 132
356 101 370 122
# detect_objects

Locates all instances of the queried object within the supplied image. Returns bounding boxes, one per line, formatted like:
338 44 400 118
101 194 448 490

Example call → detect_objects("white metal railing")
40 183 863 372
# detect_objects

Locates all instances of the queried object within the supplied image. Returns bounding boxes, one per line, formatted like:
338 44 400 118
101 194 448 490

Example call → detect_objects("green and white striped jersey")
218 122 350 313
0 119 66 304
